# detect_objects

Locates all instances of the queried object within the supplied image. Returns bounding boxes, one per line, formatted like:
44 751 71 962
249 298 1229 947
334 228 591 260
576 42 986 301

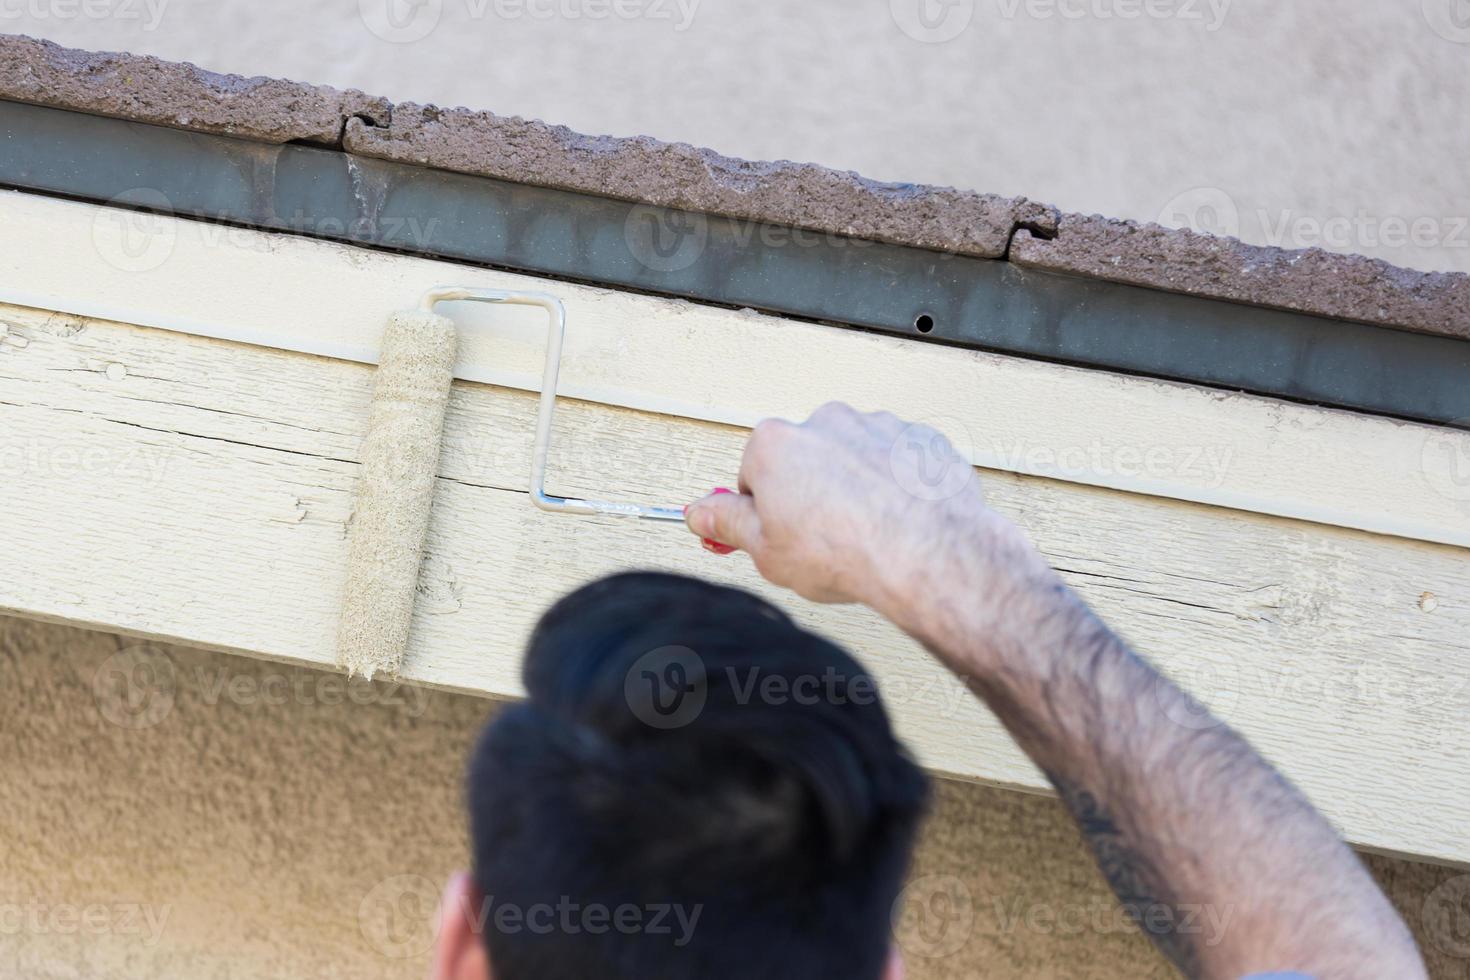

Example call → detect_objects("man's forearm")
878 516 1425 980
683 405 1426 976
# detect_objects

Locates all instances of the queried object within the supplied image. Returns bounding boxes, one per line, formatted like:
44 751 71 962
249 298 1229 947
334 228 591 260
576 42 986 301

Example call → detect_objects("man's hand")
684 403 1055 675
684 402 1015 611
687 403 1426 980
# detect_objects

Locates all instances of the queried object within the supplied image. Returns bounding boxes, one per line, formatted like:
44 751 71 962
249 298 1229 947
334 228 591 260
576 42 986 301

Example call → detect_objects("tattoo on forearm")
1050 773 1204 977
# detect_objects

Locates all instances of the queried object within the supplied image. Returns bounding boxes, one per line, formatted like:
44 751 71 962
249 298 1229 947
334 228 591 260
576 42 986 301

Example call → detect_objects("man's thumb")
685 488 762 554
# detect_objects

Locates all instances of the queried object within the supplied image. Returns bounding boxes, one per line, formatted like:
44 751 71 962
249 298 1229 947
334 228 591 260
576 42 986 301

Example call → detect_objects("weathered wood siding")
1 291 1465 864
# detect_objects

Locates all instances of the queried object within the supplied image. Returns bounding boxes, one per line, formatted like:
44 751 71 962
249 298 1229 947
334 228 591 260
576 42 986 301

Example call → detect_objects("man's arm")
685 403 1425 980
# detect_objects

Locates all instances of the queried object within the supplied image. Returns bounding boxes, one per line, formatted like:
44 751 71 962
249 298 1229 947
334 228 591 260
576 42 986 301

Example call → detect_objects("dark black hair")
467 572 929 980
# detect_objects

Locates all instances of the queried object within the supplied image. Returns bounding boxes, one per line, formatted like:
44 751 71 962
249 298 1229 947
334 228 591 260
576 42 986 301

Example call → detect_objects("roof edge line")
0 32 1464 340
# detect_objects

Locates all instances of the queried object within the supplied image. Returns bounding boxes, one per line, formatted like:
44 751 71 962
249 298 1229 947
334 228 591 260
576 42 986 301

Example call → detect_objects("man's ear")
430 871 492 980
884 944 906 980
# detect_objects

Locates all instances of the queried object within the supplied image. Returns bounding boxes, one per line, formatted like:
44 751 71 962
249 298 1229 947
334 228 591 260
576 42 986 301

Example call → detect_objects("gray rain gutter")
1 98 1467 425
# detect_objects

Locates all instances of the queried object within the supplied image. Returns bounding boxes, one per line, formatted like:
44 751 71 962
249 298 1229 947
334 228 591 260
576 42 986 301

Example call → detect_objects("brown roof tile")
1011 214 1470 342
2 33 1465 340
340 110 1053 259
0 33 388 146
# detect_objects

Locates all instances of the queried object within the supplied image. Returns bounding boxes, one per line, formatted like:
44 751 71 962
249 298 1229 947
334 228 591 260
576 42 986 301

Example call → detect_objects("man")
432 404 1426 979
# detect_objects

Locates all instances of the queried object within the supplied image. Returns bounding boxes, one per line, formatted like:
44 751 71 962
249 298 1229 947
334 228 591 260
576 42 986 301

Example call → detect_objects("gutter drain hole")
914 313 935 334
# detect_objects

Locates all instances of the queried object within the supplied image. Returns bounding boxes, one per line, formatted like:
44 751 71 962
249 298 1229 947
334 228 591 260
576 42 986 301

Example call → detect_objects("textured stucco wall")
6 0 1469 275
1 614 1466 978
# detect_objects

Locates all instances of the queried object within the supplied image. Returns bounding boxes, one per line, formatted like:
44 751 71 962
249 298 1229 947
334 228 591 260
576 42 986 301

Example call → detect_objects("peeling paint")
344 154 392 240
39 313 86 337
266 494 308 525
415 555 463 615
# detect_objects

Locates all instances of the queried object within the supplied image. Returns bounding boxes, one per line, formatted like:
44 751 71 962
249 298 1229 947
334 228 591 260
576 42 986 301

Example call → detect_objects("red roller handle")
685 487 738 555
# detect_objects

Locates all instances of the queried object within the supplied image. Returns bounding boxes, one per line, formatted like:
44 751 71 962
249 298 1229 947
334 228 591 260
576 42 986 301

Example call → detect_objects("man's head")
432 572 929 980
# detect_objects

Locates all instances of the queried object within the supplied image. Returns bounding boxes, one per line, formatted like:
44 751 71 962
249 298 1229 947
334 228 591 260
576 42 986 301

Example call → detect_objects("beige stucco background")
6 0 1470 275
2 614 1466 978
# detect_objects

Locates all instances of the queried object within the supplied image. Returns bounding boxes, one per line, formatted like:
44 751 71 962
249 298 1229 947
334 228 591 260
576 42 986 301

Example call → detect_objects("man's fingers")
686 489 762 554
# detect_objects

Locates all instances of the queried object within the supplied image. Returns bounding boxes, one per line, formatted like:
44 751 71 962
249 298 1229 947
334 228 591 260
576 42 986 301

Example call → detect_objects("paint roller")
337 287 686 680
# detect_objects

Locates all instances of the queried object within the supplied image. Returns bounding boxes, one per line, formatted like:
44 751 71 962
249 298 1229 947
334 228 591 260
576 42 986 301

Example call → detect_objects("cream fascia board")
1 189 1467 548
